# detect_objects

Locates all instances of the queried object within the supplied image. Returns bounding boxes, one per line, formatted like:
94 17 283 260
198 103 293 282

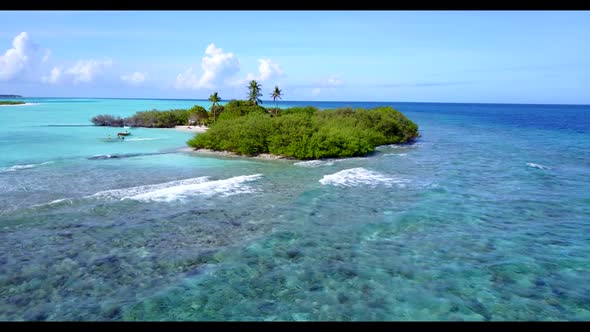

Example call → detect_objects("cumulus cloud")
64 59 113 84
175 43 240 89
42 59 113 85
42 67 62 84
121 71 147 85
0 32 40 81
246 58 283 82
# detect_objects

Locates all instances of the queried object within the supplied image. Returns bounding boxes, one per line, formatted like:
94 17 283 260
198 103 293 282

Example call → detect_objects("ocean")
0 98 589 320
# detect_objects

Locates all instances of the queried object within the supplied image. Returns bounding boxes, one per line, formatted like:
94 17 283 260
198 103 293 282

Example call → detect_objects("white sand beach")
172 126 209 133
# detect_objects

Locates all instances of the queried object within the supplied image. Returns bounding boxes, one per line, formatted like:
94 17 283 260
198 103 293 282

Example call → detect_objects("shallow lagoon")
0 98 589 320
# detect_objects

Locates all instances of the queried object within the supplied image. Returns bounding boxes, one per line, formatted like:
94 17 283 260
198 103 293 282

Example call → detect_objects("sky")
0 11 589 104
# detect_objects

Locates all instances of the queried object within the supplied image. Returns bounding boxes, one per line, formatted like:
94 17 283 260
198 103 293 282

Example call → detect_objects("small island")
0 101 26 105
0 94 22 98
91 80 419 160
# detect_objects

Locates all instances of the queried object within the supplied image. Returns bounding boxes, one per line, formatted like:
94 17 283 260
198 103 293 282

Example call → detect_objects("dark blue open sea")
0 98 589 320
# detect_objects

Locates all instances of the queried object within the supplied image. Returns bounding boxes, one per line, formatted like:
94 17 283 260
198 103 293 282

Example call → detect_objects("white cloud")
42 59 113 85
63 59 113 84
121 71 147 85
42 67 62 84
327 76 343 86
42 50 51 64
312 88 321 96
175 43 240 89
246 58 283 82
175 67 200 89
0 32 40 81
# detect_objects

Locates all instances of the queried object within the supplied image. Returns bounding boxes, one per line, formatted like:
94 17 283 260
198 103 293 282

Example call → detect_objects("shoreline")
179 147 293 161
0 103 38 107
161 126 209 133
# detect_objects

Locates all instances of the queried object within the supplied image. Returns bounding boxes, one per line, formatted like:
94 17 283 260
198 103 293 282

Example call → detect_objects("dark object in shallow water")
99 137 123 142
88 152 174 160
117 131 131 137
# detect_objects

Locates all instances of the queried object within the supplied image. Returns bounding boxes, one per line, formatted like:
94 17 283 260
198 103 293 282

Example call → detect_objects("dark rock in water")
368 297 387 308
101 305 122 319
259 301 275 312
8 295 30 307
94 255 120 267
337 293 349 304
286 248 302 259
467 299 492 321
186 266 207 277
87 152 172 160
339 266 358 278
534 278 547 287
23 307 49 321
309 284 323 292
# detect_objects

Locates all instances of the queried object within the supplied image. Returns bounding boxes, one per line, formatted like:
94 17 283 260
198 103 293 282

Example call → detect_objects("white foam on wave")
294 160 335 167
91 154 112 159
0 161 54 173
294 157 367 168
384 153 407 157
319 167 408 188
91 174 263 202
527 163 551 170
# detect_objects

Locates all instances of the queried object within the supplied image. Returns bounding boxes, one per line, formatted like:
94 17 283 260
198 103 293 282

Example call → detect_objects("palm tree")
247 80 263 105
208 92 221 123
270 85 282 116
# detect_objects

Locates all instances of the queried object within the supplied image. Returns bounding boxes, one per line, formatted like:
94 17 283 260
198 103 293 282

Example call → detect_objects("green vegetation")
91 106 209 128
208 92 222 124
0 100 26 105
90 83 419 161
270 86 282 117
188 104 419 160
247 80 263 105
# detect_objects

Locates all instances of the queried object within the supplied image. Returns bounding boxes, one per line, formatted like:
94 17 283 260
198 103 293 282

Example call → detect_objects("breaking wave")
0 161 54 173
319 167 409 188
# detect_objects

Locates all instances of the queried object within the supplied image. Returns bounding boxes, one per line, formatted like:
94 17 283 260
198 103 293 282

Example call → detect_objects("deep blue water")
0 98 589 320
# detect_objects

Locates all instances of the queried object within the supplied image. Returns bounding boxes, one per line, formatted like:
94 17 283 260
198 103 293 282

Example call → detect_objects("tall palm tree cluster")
247 80 263 105
207 80 283 121
208 92 221 123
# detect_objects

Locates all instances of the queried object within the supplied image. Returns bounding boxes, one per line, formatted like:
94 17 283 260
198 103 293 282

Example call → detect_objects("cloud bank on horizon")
0 33 290 98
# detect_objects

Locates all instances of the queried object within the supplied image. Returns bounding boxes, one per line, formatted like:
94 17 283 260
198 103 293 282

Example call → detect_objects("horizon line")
4 96 590 107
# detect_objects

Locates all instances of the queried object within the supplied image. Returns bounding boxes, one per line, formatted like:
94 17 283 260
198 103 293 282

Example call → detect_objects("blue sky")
0 11 589 104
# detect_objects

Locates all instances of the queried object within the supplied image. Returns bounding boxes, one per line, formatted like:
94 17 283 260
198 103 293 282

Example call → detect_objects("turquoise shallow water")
0 98 589 320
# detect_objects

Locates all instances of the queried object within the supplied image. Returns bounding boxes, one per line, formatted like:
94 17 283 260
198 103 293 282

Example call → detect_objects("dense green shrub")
124 108 191 128
215 99 267 123
91 114 125 127
188 105 209 126
188 104 419 159
92 106 214 128
0 100 26 105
